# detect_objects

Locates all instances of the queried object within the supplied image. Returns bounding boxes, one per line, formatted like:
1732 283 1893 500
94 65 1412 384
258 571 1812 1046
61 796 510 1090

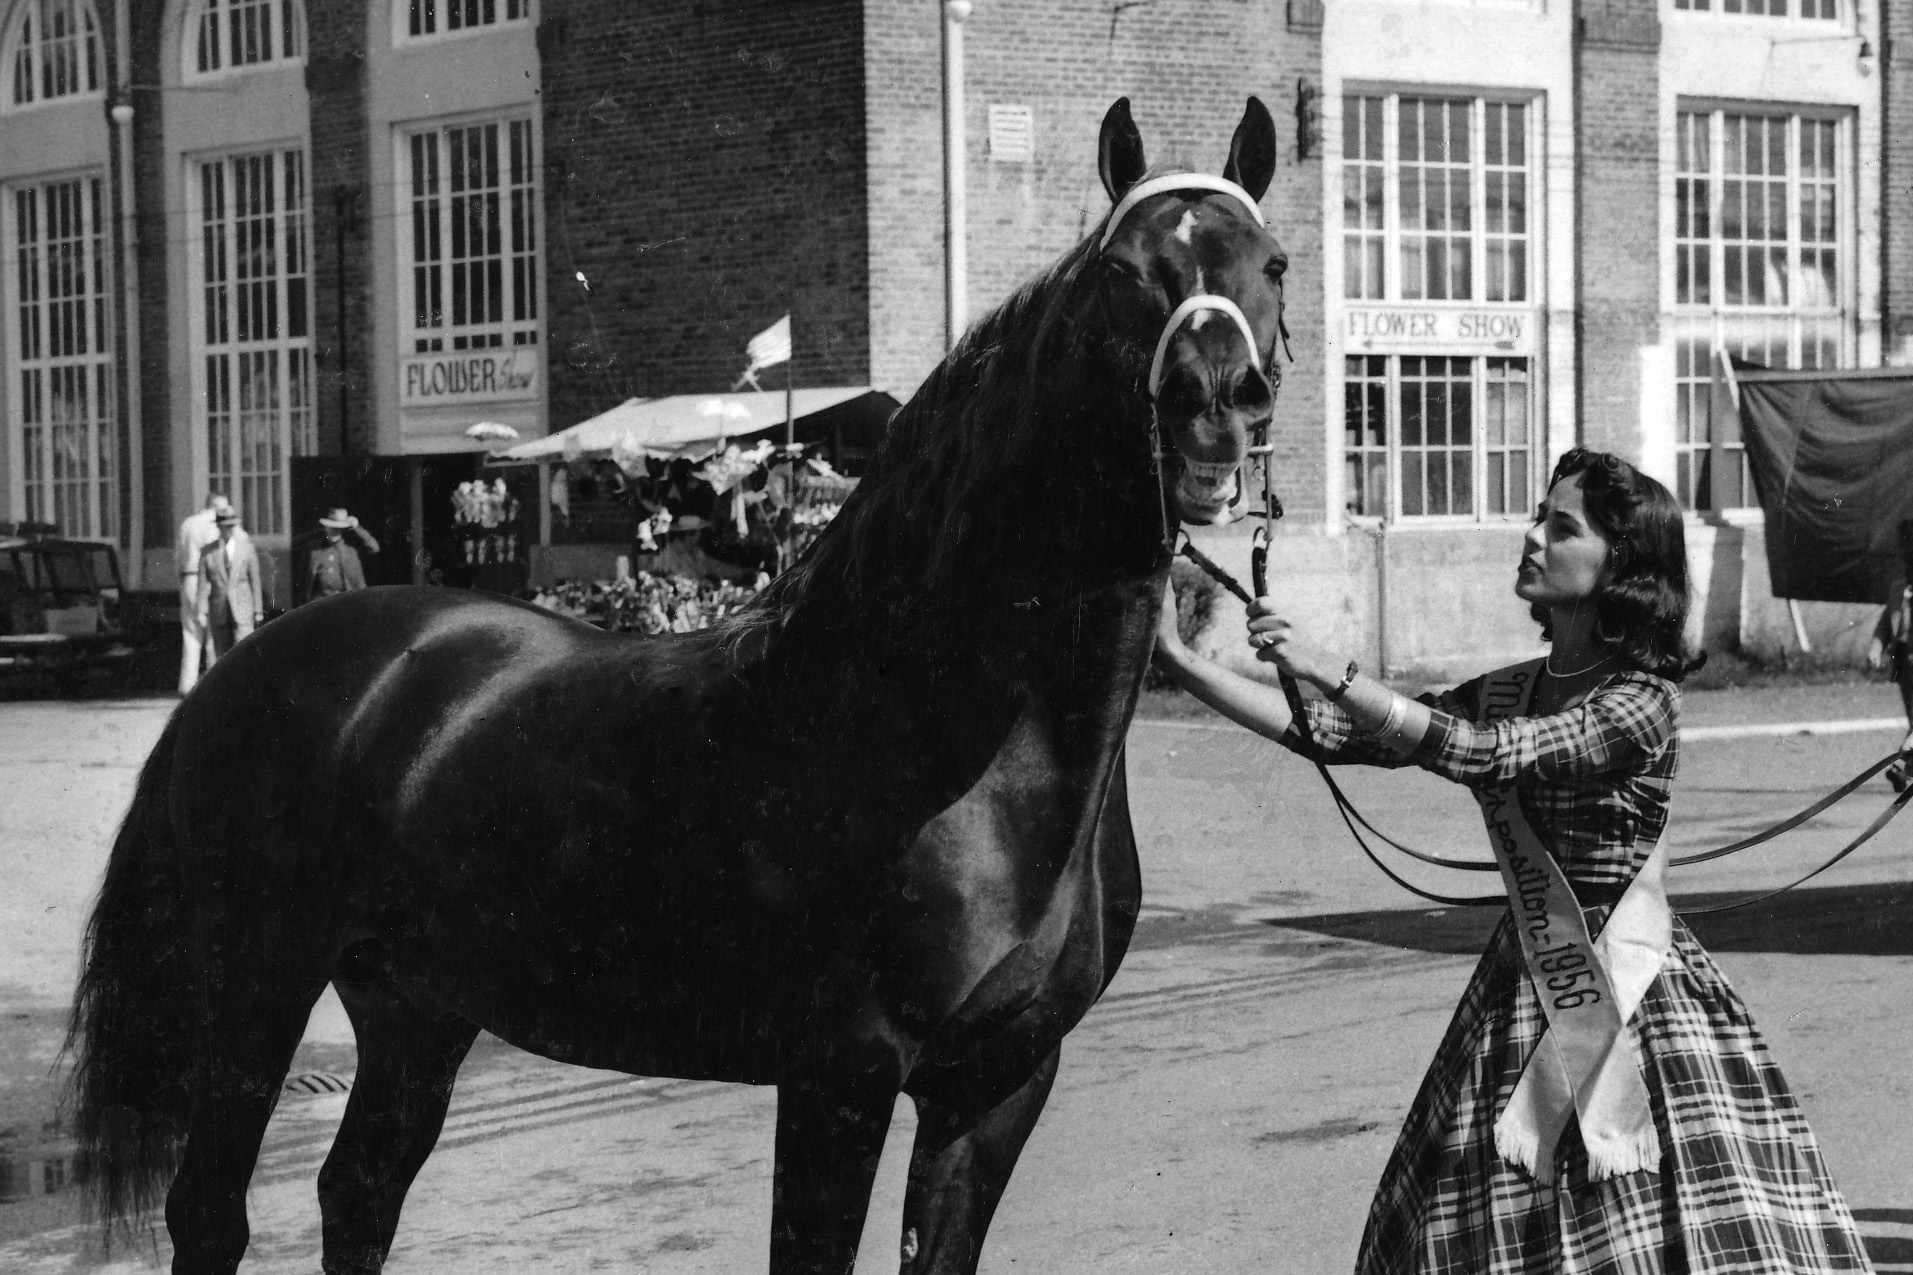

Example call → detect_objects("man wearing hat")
196 504 264 665
301 507 381 604
176 491 247 693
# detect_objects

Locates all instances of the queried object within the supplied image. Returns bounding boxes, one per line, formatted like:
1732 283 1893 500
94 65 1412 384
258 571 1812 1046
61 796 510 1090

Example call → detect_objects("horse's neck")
763 493 1163 813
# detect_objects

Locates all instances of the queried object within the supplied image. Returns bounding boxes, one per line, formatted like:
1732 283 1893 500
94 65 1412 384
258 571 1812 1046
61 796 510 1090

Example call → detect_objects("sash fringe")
1494 1119 1550 1185
1583 1127 1663 1180
1494 1117 1661 1186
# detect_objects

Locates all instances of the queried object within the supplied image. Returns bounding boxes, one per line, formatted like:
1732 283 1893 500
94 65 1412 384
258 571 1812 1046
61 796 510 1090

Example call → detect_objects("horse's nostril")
1226 366 1273 414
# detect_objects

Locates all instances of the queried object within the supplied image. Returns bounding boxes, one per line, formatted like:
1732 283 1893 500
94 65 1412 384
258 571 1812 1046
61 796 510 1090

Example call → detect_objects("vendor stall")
489 387 892 589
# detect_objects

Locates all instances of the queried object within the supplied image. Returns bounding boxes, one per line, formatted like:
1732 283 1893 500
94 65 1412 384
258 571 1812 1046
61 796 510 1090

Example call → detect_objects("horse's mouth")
1173 456 1242 526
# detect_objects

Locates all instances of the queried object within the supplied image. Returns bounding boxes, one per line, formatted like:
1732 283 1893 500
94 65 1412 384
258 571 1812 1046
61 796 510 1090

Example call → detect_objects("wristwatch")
1325 658 1360 701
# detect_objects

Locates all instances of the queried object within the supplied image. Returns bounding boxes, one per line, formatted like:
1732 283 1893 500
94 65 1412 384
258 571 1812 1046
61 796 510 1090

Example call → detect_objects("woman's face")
1517 472 1612 607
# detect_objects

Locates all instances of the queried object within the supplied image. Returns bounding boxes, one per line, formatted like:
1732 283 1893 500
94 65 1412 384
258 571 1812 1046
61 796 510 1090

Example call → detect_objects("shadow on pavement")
1268 881 1913 958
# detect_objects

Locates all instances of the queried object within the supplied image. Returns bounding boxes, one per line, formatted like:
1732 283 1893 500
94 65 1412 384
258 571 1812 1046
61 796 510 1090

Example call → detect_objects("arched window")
4 0 101 109
186 0 301 78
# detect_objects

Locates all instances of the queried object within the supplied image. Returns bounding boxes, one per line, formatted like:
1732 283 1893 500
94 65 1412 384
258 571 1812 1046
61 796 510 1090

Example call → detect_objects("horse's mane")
725 223 1120 648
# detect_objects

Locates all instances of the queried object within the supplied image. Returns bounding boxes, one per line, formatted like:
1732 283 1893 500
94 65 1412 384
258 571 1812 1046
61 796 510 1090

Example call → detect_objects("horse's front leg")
898 1046 1061 1275
769 1053 901 1275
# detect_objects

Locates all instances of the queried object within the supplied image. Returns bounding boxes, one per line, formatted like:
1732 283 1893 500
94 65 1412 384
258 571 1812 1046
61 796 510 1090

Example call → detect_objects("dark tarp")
1737 371 1913 603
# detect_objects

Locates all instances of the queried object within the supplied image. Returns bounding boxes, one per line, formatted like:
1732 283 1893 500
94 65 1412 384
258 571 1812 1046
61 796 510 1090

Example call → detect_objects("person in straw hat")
196 503 264 667
300 506 381 605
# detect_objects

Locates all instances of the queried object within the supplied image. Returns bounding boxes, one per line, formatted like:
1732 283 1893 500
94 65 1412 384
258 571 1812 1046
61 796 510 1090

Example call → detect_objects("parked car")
0 524 147 691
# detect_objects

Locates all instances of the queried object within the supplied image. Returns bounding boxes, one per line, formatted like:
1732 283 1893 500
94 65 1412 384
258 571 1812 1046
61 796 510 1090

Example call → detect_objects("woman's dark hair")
1531 448 1704 682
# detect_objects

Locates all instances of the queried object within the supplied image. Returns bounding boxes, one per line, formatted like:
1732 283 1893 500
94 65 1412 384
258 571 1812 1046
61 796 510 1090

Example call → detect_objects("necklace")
1546 648 1616 678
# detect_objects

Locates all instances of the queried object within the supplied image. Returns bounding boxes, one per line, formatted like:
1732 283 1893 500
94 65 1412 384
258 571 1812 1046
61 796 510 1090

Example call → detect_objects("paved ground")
0 683 1909 1273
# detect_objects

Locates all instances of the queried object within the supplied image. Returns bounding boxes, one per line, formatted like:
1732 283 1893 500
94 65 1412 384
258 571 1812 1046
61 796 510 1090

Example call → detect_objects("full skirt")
1355 913 1872 1275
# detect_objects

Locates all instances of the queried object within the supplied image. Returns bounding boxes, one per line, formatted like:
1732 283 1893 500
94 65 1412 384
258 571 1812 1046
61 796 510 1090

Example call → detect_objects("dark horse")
67 97 1288 1275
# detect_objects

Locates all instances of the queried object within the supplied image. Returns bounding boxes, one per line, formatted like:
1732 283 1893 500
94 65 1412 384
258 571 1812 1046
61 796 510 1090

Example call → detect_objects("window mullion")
1386 356 1401 522
1786 114 1801 364
1471 98 1486 304
1471 356 1485 522
1382 95 1399 302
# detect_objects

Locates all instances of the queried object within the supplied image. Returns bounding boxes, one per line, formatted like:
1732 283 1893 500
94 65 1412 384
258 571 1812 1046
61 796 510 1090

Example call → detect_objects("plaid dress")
1293 669 1873 1275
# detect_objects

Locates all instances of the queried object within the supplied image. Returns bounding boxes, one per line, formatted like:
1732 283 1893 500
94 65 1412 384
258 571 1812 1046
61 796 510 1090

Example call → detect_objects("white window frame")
393 0 533 47
1668 0 1841 23
1343 353 1538 524
181 0 305 82
185 144 314 540
1341 91 1537 306
2 0 101 113
394 111 543 360
1671 103 1853 511
2 169 115 540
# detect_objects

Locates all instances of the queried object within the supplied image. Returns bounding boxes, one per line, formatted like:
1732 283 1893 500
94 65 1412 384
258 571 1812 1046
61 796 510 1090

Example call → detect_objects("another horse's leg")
897 1047 1061 1275
317 980 479 1275
769 1063 900 1275
164 980 326 1275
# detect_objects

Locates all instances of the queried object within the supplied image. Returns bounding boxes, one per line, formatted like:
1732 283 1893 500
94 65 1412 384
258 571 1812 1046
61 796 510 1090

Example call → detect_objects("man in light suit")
197 505 265 666
176 492 229 693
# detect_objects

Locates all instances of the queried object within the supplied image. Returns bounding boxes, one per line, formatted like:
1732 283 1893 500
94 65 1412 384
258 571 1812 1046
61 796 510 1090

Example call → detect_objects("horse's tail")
63 718 195 1231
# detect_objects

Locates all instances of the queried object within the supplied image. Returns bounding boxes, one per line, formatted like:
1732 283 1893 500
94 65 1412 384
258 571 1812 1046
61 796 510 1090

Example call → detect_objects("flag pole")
784 315 795 449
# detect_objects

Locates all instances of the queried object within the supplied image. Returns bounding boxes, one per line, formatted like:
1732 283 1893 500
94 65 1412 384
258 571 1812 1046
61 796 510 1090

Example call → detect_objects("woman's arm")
1244 597 1432 756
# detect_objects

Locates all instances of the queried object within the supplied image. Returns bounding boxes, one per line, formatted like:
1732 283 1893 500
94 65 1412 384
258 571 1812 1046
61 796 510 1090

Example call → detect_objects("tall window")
403 117 540 354
1673 107 1848 508
4 0 100 109
404 0 529 40
6 176 114 539
1343 94 1531 304
188 0 302 77
1672 0 1837 19
196 150 311 536
1340 92 1537 522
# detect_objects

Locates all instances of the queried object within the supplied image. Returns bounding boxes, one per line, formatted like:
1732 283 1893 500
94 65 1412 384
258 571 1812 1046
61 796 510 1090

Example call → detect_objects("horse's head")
1095 97 1286 527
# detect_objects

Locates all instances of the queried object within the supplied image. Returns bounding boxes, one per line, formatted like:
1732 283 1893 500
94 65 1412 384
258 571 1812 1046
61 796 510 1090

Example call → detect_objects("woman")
1155 450 1871 1275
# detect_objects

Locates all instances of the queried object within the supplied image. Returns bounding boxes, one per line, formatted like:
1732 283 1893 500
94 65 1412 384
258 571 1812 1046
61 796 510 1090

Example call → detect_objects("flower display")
530 571 764 635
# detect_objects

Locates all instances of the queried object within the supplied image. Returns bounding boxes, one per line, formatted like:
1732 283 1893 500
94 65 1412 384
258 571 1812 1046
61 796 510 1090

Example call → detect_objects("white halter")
1098 172 1270 399
1101 173 1274 527
1098 173 1266 253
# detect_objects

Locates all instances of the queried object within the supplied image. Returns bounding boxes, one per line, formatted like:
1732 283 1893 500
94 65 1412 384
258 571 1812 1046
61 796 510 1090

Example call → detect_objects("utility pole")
942 0 971 352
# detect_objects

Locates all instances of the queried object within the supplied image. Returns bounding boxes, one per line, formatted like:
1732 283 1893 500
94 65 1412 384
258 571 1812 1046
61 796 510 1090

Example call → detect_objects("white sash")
1473 660 1672 1184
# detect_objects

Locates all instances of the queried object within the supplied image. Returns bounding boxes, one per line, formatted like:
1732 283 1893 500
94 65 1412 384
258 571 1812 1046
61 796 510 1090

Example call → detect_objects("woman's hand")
1245 597 1344 688
1868 636 1886 672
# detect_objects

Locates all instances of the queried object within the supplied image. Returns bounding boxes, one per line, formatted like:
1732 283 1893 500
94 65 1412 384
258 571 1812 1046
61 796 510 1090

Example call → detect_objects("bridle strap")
1147 294 1260 400
1099 173 1266 252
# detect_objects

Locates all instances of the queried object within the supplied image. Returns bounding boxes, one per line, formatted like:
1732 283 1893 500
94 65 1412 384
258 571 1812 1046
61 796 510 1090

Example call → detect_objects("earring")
1594 611 1625 646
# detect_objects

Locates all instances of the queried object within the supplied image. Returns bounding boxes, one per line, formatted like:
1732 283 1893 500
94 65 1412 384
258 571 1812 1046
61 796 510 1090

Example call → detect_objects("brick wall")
1885 2 1913 356
537 0 869 432
305 0 374 456
1573 0 1660 458
864 0 1327 516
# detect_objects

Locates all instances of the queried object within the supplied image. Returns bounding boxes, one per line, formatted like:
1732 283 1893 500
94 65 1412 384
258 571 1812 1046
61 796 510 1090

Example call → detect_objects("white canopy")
493 387 884 465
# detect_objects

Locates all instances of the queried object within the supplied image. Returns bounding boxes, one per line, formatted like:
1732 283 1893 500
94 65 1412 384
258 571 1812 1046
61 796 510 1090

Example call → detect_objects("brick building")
0 0 1900 666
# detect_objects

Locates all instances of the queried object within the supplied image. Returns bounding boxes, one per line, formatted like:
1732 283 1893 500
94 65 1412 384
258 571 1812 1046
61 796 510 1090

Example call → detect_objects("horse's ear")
1098 98 1147 204
1223 96 1277 202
